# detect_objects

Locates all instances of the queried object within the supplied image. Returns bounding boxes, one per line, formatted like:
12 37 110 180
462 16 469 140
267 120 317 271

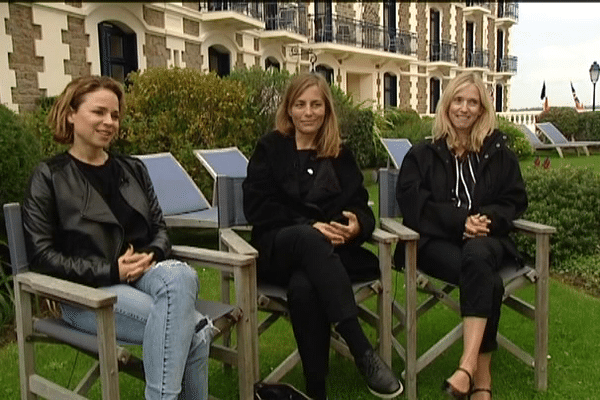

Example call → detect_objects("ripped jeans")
61 259 212 400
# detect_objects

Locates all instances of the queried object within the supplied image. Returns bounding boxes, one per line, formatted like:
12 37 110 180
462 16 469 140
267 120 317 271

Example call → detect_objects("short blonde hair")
433 72 496 152
47 76 124 144
275 72 341 158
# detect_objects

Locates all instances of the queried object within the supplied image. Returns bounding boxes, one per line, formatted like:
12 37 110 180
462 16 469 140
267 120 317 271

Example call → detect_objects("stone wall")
362 3 379 25
62 15 90 79
417 72 427 114
143 5 164 28
183 18 200 37
5 3 45 112
399 2 410 32
416 2 427 61
183 41 202 70
145 33 169 68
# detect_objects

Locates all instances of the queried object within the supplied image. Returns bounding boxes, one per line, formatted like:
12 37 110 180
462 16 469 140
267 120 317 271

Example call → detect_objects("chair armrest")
219 228 259 257
370 227 398 245
171 245 255 272
16 271 117 309
513 219 556 236
380 217 420 242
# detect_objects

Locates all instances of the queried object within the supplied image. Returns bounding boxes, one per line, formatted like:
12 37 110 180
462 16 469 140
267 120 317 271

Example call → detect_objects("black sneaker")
355 349 404 398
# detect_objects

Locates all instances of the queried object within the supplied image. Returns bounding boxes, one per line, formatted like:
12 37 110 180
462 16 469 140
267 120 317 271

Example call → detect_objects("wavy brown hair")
433 72 496 152
47 75 124 144
275 72 340 158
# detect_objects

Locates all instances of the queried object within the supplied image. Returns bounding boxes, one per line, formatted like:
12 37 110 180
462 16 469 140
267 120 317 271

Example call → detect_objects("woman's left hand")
329 211 361 243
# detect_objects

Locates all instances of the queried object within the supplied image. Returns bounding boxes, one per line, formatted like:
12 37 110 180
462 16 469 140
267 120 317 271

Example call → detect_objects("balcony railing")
264 4 308 35
497 2 519 21
201 1 262 19
497 55 518 73
430 40 458 63
464 1 490 10
466 49 490 69
310 13 417 57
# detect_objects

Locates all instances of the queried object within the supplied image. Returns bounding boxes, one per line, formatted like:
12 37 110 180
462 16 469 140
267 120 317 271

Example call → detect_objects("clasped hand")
463 213 491 239
118 244 155 283
313 210 360 246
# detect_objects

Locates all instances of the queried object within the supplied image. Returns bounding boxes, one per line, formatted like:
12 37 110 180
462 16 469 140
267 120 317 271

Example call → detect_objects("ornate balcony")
430 40 458 64
497 55 518 74
463 1 491 17
308 13 417 61
200 1 264 31
262 4 308 44
496 2 519 27
466 49 490 69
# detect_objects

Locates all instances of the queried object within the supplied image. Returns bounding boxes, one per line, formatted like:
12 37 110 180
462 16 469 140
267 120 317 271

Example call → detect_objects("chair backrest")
135 152 212 216
381 138 412 169
378 168 401 219
536 122 569 144
217 175 248 228
194 147 248 179
3 203 30 275
520 124 545 146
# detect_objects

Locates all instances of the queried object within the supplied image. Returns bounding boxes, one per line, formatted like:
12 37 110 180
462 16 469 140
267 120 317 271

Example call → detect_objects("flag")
571 81 584 110
540 81 546 100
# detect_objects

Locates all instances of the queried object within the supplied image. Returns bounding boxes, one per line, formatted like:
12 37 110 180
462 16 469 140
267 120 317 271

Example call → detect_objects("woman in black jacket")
243 73 402 399
395 72 527 400
22 76 212 400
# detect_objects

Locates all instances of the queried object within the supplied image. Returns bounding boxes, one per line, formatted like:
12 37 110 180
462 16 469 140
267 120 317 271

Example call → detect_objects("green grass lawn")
2 150 600 399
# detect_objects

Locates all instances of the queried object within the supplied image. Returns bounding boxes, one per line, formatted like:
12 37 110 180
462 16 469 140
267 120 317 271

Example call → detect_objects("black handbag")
254 382 311 400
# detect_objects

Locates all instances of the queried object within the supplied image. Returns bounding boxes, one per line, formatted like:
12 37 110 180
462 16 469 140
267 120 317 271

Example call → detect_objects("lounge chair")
536 122 600 157
380 138 412 169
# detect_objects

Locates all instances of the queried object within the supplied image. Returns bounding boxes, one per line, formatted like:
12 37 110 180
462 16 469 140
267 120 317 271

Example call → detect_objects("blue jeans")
61 259 212 400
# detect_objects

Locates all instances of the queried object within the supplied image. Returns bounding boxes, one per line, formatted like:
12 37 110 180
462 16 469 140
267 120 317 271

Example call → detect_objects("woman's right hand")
464 213 491 239
313 222 346 246
118 244 155 283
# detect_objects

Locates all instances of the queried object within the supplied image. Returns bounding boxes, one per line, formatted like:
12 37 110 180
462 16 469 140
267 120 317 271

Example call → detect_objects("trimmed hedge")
538 106 600 142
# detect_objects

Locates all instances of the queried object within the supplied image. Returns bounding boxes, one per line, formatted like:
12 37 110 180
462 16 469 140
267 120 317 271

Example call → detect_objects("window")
430 9 441 61
496 29 504 72
265 56 280 71
466 21 474 67
384 73 397 108
315 64 334 84
430 77 440 114
209 45 231 77
314 0 332 42
384 0 397 51
495 84 503 112
98 22 138 83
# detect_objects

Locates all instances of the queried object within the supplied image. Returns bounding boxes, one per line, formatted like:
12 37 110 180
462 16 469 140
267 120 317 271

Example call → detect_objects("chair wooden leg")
14 281 36 400
535 233 550 391
95 307 120 400
404 240 418 400
377 240 393 366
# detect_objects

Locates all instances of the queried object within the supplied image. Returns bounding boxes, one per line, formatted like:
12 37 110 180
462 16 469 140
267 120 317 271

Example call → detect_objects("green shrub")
226 66 291 156
554 253 600 297
0 105 42 208
117 67 254 194
496 117 534 159
375 107 432 145
516 165 600 266
330 85 381 168
577 111 600 141
537 107 580 140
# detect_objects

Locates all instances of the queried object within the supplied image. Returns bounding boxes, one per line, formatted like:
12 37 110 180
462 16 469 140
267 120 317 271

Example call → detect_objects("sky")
511 2 600 110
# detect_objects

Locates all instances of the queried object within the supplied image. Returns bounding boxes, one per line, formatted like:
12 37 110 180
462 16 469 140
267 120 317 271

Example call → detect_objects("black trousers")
417 237 505 353
258 224 379 387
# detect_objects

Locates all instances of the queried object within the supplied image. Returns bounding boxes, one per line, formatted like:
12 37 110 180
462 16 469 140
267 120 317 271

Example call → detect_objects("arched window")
384 73 397 108
315 64 334 84
265 56 280 71
430 77 440 114
209 45 231 77
98 22 138 83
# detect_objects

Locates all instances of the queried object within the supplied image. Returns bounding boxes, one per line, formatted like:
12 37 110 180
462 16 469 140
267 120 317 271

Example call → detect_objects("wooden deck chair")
135 152 218 228
215 175 396 385
378 168 555 400
519 124 565 154
5 202 257 400
380 138 412 169
536 122 600 157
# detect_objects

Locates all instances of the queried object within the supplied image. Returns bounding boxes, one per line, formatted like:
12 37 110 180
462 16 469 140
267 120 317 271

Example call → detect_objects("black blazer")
243 131 376 273
395 129 528 266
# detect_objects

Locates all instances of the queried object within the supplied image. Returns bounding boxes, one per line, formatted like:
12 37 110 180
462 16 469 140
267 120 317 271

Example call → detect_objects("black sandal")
441 367 473 400
470 388 492 399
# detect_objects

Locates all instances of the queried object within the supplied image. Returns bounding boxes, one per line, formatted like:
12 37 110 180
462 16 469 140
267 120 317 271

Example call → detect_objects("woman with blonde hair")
244 72 402 399
23 75 212 399
394 72 527 399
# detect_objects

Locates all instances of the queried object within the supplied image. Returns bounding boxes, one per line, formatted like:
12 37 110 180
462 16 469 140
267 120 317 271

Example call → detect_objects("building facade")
1 1 518 114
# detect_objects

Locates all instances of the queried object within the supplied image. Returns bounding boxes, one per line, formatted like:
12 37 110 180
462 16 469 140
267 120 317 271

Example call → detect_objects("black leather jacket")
23 152 171 287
